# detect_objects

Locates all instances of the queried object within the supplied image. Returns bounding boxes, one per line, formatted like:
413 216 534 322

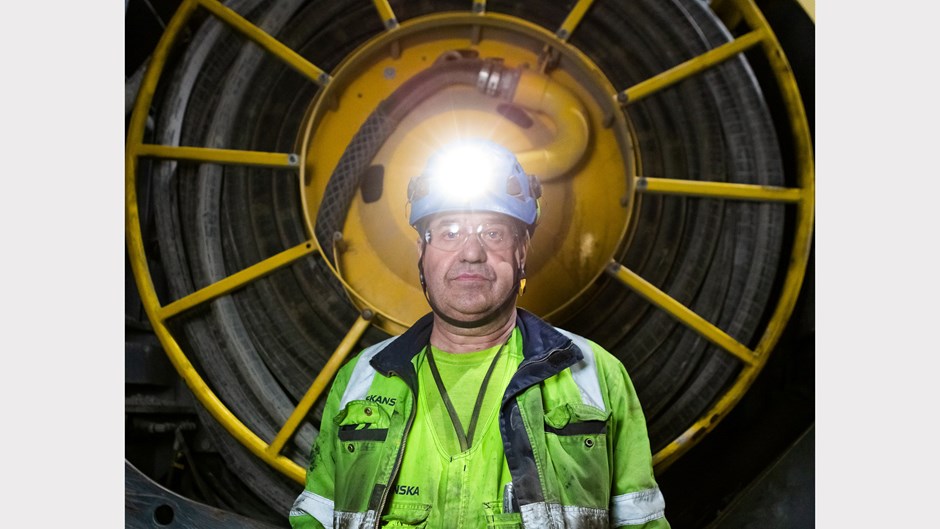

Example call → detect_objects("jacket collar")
515 309 579 363
369 308 581 376
369 312 434 377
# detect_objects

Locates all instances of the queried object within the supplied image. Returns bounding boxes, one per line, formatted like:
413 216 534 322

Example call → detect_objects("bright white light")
429 143 502 200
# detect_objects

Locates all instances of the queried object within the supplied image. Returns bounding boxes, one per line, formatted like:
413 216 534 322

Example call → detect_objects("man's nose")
459 232 487 261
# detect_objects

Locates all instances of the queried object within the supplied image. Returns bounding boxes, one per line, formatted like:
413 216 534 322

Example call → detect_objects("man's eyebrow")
430 217 461 226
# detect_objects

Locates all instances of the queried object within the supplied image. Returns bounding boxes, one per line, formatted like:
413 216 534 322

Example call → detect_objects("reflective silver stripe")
339 337 395 409
520 502 550 528
334 509 377 529
520 502 608 528
290 490 334 529
556 328 606 412
610 487 666 526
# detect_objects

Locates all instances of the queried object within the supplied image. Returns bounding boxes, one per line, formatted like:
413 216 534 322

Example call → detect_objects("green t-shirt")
381 329 523 528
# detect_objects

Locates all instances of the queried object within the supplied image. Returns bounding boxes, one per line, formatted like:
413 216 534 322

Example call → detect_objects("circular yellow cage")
126 0 813 513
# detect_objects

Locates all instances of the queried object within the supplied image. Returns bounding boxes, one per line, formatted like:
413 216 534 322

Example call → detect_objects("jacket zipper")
371 343 571 528
372 371 418 529
497 344 570 525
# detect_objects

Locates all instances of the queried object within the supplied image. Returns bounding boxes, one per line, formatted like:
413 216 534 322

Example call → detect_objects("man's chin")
431 297 518 329
437 307 494 327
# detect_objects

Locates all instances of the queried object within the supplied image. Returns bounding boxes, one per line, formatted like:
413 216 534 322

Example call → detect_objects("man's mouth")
453 272 488 281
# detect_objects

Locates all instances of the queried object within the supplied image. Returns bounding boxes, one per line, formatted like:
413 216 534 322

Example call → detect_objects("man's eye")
437 227 461 240
483 225 508 240
483 229 503 241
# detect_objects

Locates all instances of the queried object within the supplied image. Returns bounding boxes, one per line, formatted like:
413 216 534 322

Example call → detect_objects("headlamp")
407 139 541 230
424 142 511 201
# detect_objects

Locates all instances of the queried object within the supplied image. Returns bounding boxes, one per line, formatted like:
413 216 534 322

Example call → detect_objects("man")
290 140 669 528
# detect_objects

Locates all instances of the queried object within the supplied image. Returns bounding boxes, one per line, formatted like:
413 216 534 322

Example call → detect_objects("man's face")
420 212 526 325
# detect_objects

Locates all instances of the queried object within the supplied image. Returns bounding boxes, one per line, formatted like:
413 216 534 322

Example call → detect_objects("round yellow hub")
299 13 635 335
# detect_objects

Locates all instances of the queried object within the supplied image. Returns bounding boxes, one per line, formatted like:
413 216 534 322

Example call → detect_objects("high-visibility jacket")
290 309 669 528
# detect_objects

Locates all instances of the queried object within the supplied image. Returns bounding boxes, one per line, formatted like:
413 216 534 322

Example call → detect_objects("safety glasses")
424 221 518 252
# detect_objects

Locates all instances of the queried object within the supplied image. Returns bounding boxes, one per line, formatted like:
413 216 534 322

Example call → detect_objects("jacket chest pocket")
542 403 612 508
333 400 393 503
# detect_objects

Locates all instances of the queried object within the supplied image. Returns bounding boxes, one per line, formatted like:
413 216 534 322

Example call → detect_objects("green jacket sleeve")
288 354 358 529
592 341 671 529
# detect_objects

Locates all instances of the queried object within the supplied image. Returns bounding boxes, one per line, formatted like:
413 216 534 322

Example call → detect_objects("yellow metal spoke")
157 316 307 483
638 177 802 203
136 144 299 168
158 241 318 321
373 0 399 29
616 29 765 105
195 0 332 86
555 0 595 41
648 0 815 473
268 312 375 455
605 261 756 365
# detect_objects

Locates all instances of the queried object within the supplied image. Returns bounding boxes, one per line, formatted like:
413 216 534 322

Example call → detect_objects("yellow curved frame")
611 0 815 469
295 9 632 335
126 0 813 483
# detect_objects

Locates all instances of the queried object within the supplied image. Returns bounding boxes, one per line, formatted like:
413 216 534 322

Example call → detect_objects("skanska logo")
366 394 397 406
394 485 420 496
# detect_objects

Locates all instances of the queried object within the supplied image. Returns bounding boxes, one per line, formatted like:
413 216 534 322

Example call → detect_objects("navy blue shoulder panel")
505 309 582 405
368 312 433 390
515 309 575 360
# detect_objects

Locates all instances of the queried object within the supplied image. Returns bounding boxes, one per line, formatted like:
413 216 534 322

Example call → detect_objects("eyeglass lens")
425 222 515 251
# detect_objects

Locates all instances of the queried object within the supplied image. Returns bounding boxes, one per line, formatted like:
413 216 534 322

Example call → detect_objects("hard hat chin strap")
515 231 529 297
418 240 430 298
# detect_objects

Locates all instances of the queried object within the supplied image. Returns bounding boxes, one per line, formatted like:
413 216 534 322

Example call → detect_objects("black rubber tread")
641 0 785 447
639 207 735 431
218 34 348 405
184 0 321 467
583 0 726 358
192 402 302 521
537 0 784 451
151 0 322 514
141 0 791 516
150 1 293 471
562 0 729 372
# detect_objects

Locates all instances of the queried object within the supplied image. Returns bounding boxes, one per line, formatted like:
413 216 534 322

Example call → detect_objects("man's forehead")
429 212 513 225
